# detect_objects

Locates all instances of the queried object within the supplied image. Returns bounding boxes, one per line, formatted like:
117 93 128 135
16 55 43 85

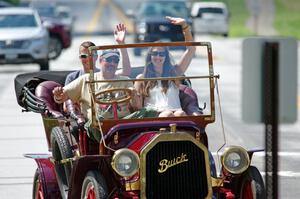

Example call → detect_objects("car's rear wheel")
238 166 266 199
81 171 108 199
49 36 63 60
51 127 73 199
32 169 44 199
38 59 49 71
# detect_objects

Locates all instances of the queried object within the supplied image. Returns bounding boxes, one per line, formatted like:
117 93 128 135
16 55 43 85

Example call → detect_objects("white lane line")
211 151 300 157
261 171 300 177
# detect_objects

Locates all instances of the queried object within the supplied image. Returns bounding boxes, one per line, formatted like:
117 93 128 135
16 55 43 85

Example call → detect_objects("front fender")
248 149 264 160
25 153 60 199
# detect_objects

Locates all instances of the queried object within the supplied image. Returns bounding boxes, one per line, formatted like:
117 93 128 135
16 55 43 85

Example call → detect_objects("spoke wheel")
81 171 107 199
51 127 73 198
239 166 266 199
32 169 44 199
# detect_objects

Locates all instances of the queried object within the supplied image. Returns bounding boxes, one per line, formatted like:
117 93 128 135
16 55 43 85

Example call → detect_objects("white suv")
0 7 50 70
191 2 229 37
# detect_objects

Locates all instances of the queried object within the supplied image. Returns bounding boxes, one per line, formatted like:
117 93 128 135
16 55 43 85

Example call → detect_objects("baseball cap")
100 49 120 59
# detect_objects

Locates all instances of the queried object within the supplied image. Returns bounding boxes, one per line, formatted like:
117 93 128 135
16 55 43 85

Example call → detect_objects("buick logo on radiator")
158 153 188 173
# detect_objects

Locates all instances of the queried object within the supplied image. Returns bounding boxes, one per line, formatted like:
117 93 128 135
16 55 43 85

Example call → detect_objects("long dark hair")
142 46 178 96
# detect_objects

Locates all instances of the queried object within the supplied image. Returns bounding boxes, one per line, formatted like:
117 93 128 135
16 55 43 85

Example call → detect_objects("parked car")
30 2 72 59
14 41 266 199
0 7 49 70
130 0 193 56
191 2 229 37
0 0 13 7
56 5 75 32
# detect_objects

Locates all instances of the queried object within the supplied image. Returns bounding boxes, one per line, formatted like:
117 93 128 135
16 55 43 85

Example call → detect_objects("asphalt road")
0 0 300 198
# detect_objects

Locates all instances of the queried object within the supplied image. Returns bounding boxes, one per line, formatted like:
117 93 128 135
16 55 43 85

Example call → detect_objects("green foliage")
193 0 300 39
3 0 20 5
275 0 300 39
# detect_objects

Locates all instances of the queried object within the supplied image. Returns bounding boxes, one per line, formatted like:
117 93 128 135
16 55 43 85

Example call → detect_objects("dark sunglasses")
79 53 97 59
151 51 167 57
104 56 120 64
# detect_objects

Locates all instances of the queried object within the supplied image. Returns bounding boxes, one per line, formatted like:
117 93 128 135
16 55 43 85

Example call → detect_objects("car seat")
35 80 64 118
179 84 203 115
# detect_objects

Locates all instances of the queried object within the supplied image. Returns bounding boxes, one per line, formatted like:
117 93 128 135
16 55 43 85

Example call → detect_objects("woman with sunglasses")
134 16 196 117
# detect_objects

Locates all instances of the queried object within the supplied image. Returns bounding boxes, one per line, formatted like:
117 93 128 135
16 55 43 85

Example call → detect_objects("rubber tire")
239 166 266 199
51 127 73 199
38 58 49 71
81 170 108 199
49 36 63 60
32 169 43 199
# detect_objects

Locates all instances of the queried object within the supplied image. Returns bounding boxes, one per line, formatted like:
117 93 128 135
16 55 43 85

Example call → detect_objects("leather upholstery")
179 84 203 115
35 81 63 118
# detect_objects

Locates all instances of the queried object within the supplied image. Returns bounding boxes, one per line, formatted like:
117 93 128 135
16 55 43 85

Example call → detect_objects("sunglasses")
104 56 120 64
79 53 97 59
151 51 167 57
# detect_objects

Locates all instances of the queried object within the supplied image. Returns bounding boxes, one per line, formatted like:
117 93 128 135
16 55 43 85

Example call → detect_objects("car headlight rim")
111 148 140 177
222 146 250 174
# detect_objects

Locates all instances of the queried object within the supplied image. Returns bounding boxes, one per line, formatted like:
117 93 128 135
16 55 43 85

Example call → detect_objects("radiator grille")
145 141 208 199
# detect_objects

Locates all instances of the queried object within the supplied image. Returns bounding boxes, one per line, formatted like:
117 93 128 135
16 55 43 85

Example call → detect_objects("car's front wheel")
238 166 266 199
81 171 108 199
49 36 63 60
32 169 44 199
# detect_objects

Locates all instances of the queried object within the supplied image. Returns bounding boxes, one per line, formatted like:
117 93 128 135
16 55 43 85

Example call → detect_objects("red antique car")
14 41 265 199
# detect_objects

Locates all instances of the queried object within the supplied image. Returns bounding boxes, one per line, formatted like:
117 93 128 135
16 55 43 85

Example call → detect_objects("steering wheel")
94 88 132 105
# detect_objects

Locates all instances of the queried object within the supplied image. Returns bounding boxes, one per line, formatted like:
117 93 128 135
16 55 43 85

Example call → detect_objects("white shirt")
145 81 182 112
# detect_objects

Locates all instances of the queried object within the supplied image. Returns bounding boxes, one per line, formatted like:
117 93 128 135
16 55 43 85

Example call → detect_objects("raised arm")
114 23 131 76
166 16 196 75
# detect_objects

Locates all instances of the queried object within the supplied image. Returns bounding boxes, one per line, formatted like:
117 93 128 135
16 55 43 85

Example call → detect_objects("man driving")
52 49 133 141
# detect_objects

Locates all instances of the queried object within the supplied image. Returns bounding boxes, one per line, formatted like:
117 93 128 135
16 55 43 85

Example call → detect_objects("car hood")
41 16 64 25
0 27 45 40
137 16 192 24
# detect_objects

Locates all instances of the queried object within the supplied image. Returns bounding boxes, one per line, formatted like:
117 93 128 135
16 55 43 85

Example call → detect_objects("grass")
275 0 300 39
194 0 300 39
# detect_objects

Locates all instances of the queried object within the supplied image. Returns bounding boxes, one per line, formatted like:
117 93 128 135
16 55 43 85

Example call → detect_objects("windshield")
138 2 189 18
33 6 57 18
199 7 224 14
0 14 37 28
88 42 214 124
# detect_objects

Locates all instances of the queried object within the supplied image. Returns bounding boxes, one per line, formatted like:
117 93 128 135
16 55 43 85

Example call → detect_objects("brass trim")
111 148 140 177
125 179 140 191
140 132 212 199
211 177 224 187
169 123 176 133
195 131 201 142
221 146 250 174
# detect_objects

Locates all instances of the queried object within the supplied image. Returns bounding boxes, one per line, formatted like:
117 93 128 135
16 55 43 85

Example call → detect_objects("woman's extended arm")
165 16 196 75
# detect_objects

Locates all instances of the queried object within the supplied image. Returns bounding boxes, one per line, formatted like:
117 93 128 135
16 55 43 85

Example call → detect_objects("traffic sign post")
242 37 298 199
263 42 279 199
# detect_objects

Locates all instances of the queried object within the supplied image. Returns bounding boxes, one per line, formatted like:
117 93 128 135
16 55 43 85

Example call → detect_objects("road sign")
242 37 298 123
